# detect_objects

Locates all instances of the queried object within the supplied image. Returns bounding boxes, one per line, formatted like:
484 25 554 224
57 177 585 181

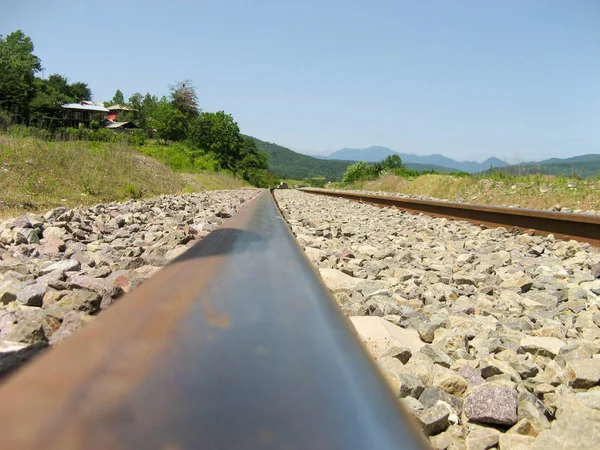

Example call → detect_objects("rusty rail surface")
300 188 600 247
0 190 427 450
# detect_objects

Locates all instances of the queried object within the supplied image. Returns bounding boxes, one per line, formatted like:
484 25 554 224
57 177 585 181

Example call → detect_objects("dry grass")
0 135 249 218
347 174 600 212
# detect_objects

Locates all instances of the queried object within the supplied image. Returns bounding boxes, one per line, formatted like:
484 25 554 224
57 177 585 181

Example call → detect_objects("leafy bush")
242 168 280 188
342 161 378 183
342 155 407 184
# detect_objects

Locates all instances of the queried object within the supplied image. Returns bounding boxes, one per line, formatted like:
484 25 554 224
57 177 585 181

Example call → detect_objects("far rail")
300 188 600 247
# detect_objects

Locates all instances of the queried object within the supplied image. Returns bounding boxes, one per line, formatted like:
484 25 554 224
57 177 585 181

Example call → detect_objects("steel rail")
300 188 600 247
0 190 427 450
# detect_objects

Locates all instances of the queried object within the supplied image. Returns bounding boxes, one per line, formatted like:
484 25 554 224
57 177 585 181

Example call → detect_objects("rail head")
0 189 427 449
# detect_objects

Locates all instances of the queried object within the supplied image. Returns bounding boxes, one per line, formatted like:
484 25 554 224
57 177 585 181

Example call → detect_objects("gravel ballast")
275 189 600 449
0 189 260 374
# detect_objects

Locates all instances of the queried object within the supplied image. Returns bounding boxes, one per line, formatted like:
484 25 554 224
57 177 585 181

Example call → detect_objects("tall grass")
0 134 249 218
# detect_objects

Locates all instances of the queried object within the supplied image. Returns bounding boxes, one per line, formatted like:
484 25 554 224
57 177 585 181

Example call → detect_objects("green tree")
110 89 125 105
237 136 275 186
28 77 69 128
170 80 199 118
187 111 244 171
382 154 403 169
28 75 93 128
127 92 143 124
342 161 370 183
149 101 187 143
0 30 42 121
69 81 92 102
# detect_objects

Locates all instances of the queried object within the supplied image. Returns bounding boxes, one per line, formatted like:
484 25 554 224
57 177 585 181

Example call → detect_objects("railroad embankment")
0 135 249 218
348 173 600 213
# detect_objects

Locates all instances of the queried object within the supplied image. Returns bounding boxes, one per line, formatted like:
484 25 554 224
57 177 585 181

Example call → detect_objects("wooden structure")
61 103 109 128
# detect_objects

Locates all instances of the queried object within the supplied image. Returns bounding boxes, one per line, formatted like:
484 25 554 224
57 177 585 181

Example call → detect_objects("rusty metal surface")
0 190 427 450
301 188 600 247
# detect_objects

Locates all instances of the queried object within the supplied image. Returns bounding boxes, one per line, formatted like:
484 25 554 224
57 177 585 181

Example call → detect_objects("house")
106 104 130 122
61 101 138 130
61 103 109 128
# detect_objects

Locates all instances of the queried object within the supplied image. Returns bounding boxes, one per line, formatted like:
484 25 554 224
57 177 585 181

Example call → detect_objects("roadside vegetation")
338 157 600 212
0 133 250 218
0 29 279 218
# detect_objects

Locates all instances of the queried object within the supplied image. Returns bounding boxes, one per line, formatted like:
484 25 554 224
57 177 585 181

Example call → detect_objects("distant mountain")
488 154 600 178
247 136 353 181
326 146 509 173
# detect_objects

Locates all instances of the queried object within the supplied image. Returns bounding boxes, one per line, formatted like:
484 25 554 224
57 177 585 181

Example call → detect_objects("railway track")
0 187 598 449
0 190 427 449
300 188 600 247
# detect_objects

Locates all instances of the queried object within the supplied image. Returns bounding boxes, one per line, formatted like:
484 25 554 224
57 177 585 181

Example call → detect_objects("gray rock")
592 262 600 278
500 272 533 293
0 341 48 380
413 404 450 436
48 311 94 345
517 398 551 432
55 290 101 315
420 345 453 368
16 284 47 307
400 396 425 412
498 433 534 449
459 366 486 387
381 345 412 364
350 316 424 358
566 358 600 388
531 398 600 450
393 372 425 399
39 259 81 276
465 386 518 426
520 336 565 358
420 387 464 415
13 227 39 244
465 424 500 450
6 317 47 344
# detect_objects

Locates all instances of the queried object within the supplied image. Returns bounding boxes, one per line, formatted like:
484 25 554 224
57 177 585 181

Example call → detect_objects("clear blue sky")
2 0 599 162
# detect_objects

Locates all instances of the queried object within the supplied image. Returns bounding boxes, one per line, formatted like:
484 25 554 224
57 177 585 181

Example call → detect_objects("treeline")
341 155 476 184
342 155 404 183
0 30 278 187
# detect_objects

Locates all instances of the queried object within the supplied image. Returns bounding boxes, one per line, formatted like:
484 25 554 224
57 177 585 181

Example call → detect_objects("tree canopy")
110 89 125 105
0 30 41 120
170 80 199 119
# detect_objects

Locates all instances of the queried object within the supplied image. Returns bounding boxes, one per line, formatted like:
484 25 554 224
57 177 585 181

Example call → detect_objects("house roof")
106 121 138 129
81 101 105 107
107 104 131 111
62 103 109 112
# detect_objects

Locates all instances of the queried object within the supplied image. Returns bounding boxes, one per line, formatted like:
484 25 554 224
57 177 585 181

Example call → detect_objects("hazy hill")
489 154 600 178
247 136 353 180
327 146 509 173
